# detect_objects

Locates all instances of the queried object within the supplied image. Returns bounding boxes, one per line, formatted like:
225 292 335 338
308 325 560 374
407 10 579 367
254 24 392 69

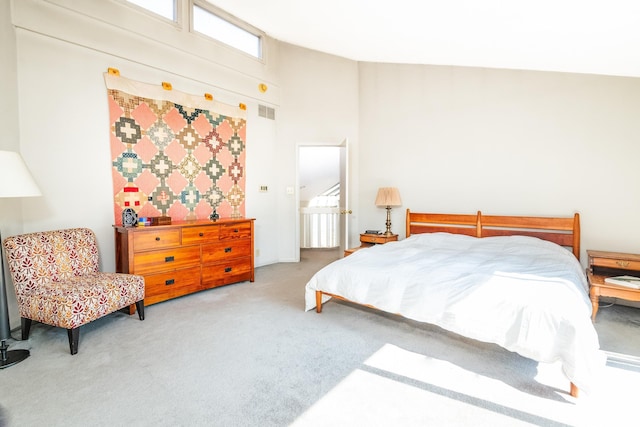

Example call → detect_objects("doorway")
296 140 349 260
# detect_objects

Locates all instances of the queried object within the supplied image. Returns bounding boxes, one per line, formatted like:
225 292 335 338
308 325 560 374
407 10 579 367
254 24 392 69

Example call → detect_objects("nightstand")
587 250 640 321
344 233 398 257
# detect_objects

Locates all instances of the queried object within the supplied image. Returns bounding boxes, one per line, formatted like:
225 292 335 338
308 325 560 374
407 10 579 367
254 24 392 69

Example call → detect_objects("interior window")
125 0 176 21
192 4 262 59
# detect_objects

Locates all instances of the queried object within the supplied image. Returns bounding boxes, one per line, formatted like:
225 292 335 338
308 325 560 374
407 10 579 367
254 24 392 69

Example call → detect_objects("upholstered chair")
3 228 145 355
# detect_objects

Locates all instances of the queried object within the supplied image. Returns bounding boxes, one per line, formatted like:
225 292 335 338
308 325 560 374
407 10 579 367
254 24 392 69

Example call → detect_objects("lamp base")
0 340 30 369
383 206 394 236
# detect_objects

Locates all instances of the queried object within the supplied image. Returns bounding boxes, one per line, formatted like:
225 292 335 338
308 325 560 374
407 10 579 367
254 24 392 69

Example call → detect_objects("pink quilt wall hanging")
104 72 247 225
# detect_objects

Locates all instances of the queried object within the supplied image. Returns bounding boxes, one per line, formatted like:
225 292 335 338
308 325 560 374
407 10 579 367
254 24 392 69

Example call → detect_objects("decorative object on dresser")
374 187 402 236
587 250 640 321
0 151 41 368
3 228 145 355
122 207 138 227
307 209 604 398
114 218 255 306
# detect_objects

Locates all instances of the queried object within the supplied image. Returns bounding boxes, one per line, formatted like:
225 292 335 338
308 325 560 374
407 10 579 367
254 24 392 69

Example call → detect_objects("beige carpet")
1 248 639 426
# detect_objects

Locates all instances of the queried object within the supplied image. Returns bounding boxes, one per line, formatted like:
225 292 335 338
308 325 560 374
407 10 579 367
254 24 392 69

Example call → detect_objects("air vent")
258 104 275 120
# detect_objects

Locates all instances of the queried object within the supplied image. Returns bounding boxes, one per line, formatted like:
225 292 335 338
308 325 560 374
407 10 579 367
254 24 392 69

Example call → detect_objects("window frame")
191 1 264 60
122 0 180 24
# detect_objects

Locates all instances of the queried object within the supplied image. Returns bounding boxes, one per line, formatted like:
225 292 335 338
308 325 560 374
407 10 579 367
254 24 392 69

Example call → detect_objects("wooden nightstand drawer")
590 256 640 272
360 233 398 245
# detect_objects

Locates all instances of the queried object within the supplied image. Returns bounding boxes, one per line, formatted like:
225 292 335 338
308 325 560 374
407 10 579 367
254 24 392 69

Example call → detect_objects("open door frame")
295 138 350 261
338 139 349 255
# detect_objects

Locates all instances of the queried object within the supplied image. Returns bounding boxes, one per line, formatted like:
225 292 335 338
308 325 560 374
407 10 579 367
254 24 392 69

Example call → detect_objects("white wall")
358 63 640 261
275 43 360 260
0 0 28 326
4 0 360 328
11 0 283 271
7 0 640 333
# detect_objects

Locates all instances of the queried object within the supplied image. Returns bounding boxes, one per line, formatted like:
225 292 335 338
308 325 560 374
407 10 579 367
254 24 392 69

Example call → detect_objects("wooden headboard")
405 209 581 259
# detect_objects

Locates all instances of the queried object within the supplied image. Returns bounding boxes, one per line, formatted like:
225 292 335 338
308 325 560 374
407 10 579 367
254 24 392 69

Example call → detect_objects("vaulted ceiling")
206 0 640 78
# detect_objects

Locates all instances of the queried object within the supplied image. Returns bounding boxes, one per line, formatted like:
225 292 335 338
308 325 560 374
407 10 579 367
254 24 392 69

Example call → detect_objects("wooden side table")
344 233 398 257
587 250 640 321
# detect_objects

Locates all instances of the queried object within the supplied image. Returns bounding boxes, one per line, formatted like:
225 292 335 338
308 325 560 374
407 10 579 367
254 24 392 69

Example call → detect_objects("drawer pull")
225 247 232 253
155 237 161 241
233 229 239 233
165 279 175 286
199 232 204 237
616 260 630 268
165 256 175 263
225 267 232 273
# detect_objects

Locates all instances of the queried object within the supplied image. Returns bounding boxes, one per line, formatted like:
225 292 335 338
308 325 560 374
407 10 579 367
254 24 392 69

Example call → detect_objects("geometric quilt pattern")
105 73 247 225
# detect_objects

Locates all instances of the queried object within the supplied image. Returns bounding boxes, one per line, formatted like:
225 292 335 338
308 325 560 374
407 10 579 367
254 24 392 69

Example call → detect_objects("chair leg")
135 300 145 321
21 318 32 340
67 328 79 355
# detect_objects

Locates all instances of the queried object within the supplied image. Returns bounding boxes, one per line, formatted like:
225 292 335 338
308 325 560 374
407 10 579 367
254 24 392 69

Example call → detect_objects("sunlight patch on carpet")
291 344 594 426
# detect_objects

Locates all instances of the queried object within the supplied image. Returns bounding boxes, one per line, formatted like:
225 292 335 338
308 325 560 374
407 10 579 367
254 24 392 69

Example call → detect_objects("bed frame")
315 209 582 397
406 210 580 259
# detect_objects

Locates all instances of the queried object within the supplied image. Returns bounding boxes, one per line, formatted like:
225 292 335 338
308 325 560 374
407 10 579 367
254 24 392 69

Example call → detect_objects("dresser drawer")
202 240 251 263
143 266 201 305
133 246 201 275
219 222 252 240
182 225 220 245
202 257 252 287
133 229 181 251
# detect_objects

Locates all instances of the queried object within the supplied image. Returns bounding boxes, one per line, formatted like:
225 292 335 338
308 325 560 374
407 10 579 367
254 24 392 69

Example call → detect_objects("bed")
305 210 606 397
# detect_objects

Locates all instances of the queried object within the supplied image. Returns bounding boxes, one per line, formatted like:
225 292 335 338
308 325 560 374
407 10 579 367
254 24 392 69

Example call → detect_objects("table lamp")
0 150 41 368
375 187 402 237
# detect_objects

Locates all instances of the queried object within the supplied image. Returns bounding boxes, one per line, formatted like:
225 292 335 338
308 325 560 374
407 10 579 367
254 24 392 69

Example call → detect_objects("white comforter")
305 233 605 392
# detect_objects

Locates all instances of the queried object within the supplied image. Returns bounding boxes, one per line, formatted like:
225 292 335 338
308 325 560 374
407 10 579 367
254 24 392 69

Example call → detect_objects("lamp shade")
0 151 41 198
375 187 402 207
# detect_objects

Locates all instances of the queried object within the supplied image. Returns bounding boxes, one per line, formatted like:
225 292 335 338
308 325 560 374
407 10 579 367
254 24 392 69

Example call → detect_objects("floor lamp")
0 150 41 369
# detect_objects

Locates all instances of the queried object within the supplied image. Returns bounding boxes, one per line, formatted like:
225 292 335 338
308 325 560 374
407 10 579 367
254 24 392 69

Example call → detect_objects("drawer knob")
233 229 239 233
165 279 175 286
225 267 232 273
225 247 232 253
155 237 160 241
616 260 630 267
165 256 175 263
199 232 204 237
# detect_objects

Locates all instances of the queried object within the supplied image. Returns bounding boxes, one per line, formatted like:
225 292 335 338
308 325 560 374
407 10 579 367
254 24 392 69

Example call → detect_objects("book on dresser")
604 275 640 289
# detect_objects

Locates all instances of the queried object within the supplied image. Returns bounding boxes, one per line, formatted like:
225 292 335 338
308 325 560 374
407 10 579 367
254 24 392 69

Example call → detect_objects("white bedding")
305 233 605 392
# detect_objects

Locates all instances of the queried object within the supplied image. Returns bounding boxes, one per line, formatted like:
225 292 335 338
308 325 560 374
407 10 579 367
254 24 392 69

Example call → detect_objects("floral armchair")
3 228 145 355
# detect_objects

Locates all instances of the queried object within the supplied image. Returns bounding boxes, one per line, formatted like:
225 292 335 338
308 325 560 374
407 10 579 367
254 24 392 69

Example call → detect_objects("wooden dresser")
114 218 255 306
